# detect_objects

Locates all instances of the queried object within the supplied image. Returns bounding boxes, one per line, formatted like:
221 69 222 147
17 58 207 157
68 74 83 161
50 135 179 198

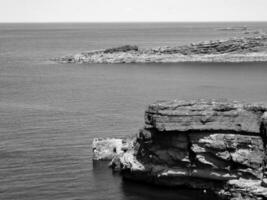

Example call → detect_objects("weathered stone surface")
261 112 267 188
54 35 267 64
145 99 267 133
103 45 138 53
92 138 133 160
94 99 267 200
190 133 265 178
220 178 267 200
153 35 266 55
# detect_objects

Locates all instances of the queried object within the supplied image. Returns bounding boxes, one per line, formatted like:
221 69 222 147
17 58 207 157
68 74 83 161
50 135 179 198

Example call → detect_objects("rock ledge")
93 99 267 200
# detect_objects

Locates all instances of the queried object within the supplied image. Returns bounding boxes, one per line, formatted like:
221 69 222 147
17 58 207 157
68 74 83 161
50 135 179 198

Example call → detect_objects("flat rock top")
147 99 267 114
145 99 267 133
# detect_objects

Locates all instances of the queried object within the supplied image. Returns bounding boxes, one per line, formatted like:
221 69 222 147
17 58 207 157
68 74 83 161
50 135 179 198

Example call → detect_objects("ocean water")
1 22 267 200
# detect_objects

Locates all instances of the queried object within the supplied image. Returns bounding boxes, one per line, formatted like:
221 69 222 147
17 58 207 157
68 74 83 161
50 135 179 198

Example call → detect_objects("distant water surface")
1 22 267 200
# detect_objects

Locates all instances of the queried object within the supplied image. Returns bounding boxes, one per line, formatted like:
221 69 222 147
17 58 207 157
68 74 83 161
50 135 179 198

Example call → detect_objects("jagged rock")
261 112 267 188
92 138 133 160
105 99 267 200
190 133 264 179
53 35 267 64
220 178 267 200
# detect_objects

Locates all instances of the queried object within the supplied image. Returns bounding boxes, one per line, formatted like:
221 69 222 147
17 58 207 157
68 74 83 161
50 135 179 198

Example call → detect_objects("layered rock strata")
104 99 267 199
55 35 267 64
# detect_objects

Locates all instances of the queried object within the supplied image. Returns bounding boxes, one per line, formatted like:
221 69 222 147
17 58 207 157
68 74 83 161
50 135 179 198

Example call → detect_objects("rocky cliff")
95 99 267 200
55 35 267 64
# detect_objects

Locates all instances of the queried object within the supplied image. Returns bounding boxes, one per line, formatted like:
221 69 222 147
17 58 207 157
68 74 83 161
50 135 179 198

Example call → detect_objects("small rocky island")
93 99 267 200
55 35 267 63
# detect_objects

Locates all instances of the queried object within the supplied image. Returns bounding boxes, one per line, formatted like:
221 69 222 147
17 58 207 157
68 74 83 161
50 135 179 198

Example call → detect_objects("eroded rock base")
93 99 267 200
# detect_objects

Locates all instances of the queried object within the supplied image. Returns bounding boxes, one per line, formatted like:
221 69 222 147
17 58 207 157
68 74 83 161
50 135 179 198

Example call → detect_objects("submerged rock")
93 99 267 200
54 35 267 64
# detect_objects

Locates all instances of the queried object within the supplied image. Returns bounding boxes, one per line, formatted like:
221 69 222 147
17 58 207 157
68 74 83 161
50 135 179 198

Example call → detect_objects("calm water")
1 22 267 200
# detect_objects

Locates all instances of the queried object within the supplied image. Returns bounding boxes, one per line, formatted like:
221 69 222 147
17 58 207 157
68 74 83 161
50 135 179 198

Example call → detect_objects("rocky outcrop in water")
92 138 133 160
216 26 248 31
94 99 267 200
103 45 139 54
55 35 267 63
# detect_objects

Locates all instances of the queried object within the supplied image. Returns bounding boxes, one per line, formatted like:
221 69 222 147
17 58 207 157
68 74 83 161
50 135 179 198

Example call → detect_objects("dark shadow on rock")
120 178 221 200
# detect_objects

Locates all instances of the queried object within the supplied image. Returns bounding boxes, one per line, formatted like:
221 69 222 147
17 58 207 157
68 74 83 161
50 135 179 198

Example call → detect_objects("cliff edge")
93 99 267 200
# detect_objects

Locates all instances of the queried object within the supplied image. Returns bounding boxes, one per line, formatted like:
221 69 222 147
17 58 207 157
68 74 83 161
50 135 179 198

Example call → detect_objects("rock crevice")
95 99 267 200
92 99 267 199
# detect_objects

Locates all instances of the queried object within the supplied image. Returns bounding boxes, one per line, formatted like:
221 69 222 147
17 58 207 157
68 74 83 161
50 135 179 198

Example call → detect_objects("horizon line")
1 20 267 24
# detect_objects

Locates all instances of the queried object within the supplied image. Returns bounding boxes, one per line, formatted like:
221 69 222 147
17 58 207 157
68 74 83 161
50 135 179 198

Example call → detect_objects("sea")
1 22 267 200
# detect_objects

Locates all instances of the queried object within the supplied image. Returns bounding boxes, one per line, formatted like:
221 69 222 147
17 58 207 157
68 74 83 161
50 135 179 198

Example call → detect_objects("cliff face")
110 99 267 199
